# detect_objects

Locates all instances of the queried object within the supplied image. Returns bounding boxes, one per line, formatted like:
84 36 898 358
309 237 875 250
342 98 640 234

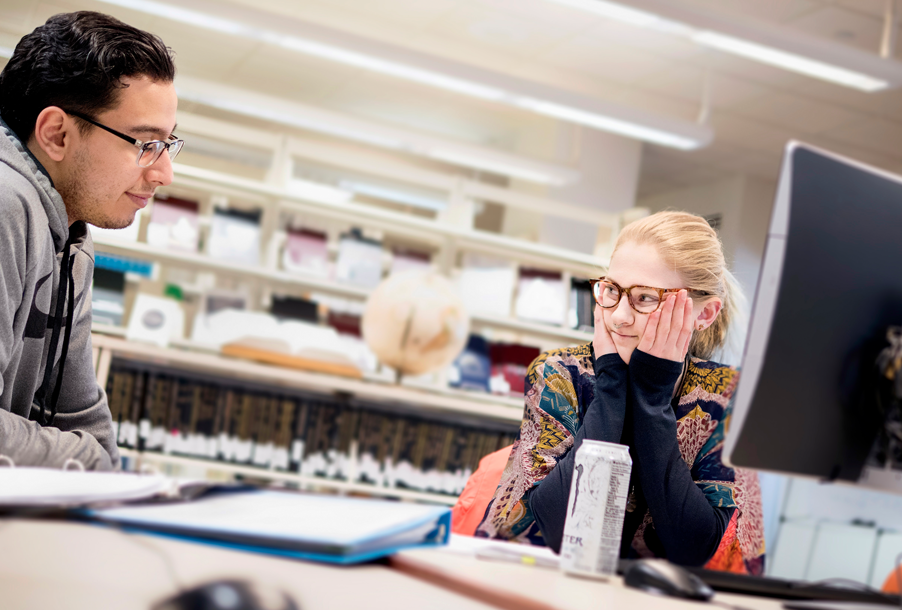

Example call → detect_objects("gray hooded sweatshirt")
0 118 119 470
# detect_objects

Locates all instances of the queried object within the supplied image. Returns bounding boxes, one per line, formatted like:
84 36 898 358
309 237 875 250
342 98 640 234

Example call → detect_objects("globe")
362 270 470 379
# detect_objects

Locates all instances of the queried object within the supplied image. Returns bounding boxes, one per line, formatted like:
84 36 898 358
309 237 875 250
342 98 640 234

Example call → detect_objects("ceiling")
1 0 902 201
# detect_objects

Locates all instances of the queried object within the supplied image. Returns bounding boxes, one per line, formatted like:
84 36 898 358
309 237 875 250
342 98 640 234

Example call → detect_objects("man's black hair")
0 11 175 142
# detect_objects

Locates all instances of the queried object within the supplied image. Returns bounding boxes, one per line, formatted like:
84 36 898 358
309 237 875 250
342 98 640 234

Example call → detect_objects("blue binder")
88 489 451 565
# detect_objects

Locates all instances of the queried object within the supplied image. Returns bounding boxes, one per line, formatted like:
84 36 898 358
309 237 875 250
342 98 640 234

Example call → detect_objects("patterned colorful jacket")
475 343 765 575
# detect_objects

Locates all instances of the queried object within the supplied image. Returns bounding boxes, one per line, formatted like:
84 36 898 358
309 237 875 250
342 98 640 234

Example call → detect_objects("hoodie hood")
0 116 70 252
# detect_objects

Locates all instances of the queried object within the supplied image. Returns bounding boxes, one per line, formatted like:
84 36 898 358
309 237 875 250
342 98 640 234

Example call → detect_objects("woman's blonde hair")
612 210 746 362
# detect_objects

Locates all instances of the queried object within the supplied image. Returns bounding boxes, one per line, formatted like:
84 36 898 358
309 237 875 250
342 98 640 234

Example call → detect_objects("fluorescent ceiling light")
515 98 701 150
545 0 692 35
95 0 712 149
543 0 902 92
176 76 581 186
692 32 888 92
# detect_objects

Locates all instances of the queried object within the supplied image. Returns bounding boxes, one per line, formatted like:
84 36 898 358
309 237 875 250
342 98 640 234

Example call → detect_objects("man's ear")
696 298 723 330
31 107 71 162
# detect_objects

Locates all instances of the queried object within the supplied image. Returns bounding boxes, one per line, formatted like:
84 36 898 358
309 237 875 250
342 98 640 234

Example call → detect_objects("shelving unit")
92 331 525 425
119 449 458 506
92 235 593 346
90 112 618 500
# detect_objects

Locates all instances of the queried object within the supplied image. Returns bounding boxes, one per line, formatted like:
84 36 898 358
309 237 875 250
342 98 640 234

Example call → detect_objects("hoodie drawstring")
34 234 75 427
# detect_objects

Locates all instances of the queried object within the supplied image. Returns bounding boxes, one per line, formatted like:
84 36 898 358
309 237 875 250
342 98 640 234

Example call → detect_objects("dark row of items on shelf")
106 362 518 496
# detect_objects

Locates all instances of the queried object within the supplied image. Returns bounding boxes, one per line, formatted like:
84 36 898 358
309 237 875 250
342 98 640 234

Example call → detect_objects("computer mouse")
623 559 715 601
153 579 299 610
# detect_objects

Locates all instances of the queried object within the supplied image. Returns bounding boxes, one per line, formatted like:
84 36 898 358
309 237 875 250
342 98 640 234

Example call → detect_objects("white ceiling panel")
580 19 705 61
710 113 791 154
664 140 753 170
822 117 902 158
507 61 627 101
541 35 675 84
221 44 358 103
635 64 769 109
714 149 782 179
301 0 458 29
470 0 606 32
160 23 262 83
732 92 865 134
425 4 573 59
877 88 902 123
636 176 683 199
683 0 820 23
617 88 700 122
788 5 886 53
834 0 892 19
803 135 900 170
224 0 427 46
0 0 43 34
781 74 898 115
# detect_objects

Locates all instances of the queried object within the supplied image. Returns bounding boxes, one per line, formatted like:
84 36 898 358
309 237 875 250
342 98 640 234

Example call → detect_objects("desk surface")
0 518 498 610
392 545 789 610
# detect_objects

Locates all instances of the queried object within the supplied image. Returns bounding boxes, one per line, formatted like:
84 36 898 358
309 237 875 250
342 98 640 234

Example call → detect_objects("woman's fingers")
654 292 676 350
640 291 697 362
593 304 617 357
670 291 686 341
637 308 659 353
677 296 694 359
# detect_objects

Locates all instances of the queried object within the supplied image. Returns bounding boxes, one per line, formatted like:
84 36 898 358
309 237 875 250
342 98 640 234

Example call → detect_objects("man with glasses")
0 12 180 469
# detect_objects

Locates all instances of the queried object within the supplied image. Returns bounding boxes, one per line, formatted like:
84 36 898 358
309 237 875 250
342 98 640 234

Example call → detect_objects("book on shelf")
569 277 594 332
190 309 362 378
107 362 517 497
514 267 565 325
448 334 491 393
455 254 515 318
489 342 541 397
145 194 200 253
390 247 431 276
335 229 383 288
208 207 262 266
282 228 329 277
270 294 319 324
91 267 126 327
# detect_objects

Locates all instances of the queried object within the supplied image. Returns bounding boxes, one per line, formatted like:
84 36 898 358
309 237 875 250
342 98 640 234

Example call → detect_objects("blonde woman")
475 211 765 575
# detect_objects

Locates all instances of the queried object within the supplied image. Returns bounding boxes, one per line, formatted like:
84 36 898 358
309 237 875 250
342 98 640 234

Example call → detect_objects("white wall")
637 175 776 302
502 126 642 255
769 477 902 586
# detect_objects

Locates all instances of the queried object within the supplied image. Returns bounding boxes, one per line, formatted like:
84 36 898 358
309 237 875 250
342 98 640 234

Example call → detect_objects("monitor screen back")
725 143 902 482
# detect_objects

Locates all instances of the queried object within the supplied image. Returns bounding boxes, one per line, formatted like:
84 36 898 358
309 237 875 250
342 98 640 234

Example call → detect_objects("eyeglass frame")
588 277 708 315
63 109 184 168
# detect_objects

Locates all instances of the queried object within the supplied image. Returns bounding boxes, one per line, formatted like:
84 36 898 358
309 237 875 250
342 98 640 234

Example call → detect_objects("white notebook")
0 468 170 507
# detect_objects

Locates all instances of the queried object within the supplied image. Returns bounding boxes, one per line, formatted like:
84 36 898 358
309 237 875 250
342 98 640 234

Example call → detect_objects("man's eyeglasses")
588 277 705 315
65 109 184 168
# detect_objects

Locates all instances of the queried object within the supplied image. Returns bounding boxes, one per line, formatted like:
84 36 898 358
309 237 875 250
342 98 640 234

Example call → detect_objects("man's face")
58 75 177 229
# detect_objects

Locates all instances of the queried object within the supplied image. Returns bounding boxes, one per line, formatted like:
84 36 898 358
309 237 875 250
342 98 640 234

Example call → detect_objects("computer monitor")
723 142 902 494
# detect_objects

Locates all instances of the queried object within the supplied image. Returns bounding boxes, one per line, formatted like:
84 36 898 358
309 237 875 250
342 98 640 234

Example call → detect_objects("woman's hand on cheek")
637 290 694 362
593 304 617 359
